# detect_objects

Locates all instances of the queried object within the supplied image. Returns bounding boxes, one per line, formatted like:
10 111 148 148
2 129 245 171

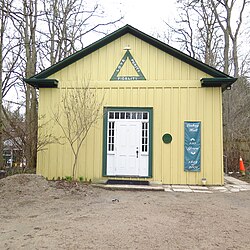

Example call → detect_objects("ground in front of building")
0 174 249 250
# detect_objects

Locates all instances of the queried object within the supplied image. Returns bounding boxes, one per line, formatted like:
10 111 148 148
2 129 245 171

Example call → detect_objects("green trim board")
102 107 153 178
200 77 237 90
24 78 58 89
102 107 108 177
110 50 146 81
25 24 236 89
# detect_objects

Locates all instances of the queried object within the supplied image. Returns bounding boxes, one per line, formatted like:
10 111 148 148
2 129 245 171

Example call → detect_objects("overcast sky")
96 0 176 38
105 0 176 32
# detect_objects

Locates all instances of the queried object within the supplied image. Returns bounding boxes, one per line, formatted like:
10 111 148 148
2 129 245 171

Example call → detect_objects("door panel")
106 110 150 177
115 122 140 176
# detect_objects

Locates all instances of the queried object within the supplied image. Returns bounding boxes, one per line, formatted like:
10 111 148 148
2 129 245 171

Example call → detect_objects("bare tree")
53 81 103 179
0 0 19 169
164 0 223 69
37 115 63 152
10 0 39 168
0 0 8 169
2 103 25 167
210 0 250 169
222 76 250 170
39 0 123 66
2 103 62 169
211 0 247 77
4 0 122 171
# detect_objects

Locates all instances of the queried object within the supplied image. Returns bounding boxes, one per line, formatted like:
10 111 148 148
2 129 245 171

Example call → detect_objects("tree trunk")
23 0 38 168
0 33 3 169
0 0 6 169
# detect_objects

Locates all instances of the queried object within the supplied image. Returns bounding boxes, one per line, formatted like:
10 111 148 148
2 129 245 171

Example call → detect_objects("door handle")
136 147 139 158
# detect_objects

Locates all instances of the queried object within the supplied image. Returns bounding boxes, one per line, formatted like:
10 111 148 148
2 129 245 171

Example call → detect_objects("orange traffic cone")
239 157 246 176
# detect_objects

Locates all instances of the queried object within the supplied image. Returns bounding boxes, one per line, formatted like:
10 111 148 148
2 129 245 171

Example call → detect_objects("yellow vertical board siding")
38 89 47 177
149 44 156 79
167 55 173 80
93 122 103 180
141 43 149 79
153 88 162 182
219 90 224 185
170 88 178 184
204 88 214 184
197 88 205 182
161 88 172 184
179 88 188 184
157 49 165 80
180 61 188 80
37 86 223 184
124 88 131 106
91 51 98 80
84 128 95 181
37 33 224 184
213 89 224 184
37 88 57 178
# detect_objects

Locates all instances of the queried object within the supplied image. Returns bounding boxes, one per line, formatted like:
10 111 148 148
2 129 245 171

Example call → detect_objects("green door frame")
102 107 153 177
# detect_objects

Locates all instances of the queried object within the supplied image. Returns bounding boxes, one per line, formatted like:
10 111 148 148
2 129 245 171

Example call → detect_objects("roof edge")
33 25 133 79
24 78 58 89
201 77 237 91
127 26 230 78
30 24 233 80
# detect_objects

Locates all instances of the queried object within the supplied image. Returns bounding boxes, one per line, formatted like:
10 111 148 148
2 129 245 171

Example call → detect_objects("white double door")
107 120 149 177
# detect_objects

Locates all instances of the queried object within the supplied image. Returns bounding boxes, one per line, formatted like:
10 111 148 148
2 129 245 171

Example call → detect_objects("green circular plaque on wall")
162 133 172 144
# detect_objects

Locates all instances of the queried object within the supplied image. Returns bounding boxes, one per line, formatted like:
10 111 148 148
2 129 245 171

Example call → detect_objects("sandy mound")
0 174 95 199
0 174 50 196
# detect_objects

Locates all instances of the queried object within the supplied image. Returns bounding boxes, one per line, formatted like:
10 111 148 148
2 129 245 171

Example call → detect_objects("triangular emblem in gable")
110 49 146 81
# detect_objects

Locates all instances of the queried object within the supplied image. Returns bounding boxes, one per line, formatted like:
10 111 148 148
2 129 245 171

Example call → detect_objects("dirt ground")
0 175 250 250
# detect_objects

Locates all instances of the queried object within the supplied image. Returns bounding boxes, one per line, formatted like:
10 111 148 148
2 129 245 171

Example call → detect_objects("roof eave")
24 78 58 89
200 77 237 91
31 24 232 80
33 25 133 79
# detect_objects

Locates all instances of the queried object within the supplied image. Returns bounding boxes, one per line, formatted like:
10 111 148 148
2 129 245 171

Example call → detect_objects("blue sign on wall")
184 121 201 172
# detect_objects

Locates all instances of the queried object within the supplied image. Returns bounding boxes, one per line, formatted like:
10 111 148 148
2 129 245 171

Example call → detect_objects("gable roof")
25 24 237 90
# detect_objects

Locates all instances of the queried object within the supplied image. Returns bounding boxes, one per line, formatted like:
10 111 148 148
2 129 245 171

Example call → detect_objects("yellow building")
25 25 236 185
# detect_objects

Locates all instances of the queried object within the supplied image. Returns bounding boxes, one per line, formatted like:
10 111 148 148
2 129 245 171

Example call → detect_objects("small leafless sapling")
53 81 103 179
